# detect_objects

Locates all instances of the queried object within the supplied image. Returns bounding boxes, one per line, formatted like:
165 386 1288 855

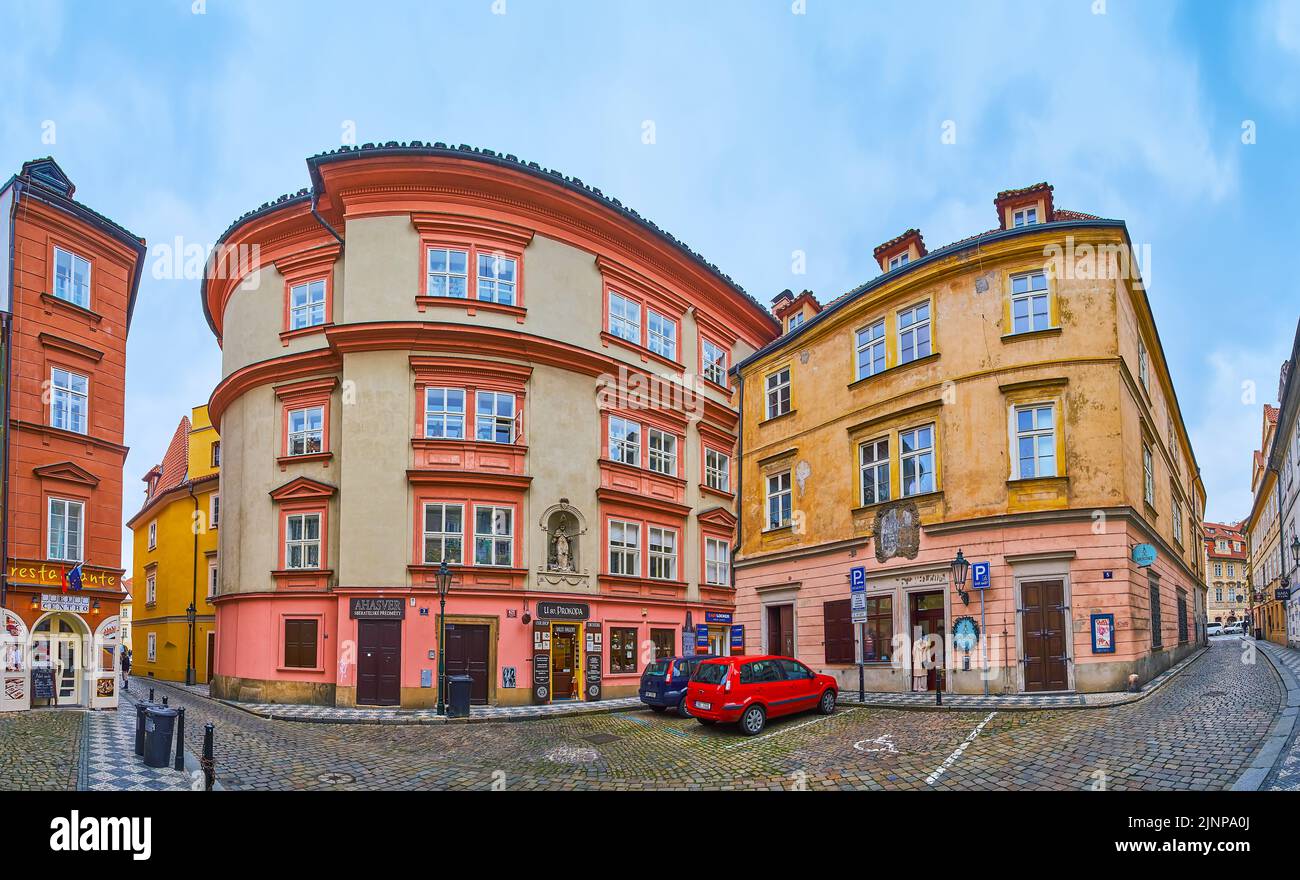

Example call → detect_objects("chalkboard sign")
32 668 55 701
584 653 602 701
532 653 550 703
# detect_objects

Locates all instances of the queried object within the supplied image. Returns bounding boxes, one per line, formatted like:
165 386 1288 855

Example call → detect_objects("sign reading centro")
536 601 589 621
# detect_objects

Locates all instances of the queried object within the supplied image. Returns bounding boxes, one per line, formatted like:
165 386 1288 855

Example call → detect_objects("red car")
686 655 838 735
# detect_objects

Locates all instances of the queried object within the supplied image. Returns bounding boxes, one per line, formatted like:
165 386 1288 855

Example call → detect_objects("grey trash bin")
134 701 159 756
447 674 473 718
144 706 179 768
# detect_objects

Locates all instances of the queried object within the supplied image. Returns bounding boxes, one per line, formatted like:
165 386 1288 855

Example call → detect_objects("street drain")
583 733 621 745
317 772 355 784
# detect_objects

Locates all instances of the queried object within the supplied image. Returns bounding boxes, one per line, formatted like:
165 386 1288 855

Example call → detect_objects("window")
1010 271 1050 334
473 506 513 567
1172 497 1183 546
1214 562 1223 577
283 619 319 669
702 339 728 386
608 291 641 343
207 557 218 599
609 416 640 466
651 628 675 660
1137 339 1149 388
888 252 909 270
147 632 156 663
424 388 465 439
900 425 935 497
147 520 157 551
1013 404 1056 479
705 537 730 585
862 595 893 662
1177 591 1188 644
610 627 638 674
740 659 782 684
647 310 676 359
1143 445 1155 506
476 252 517 304
53 246 91 308
145 573 156 606
475 391 516 444
1216 587 1223 602
1012 207 1038 227
855 319 886 380
211 441 221 467
1149 576 1163 649
705 448 730 493
288 279 327 330
210 494 220 528
422 502 464 565
648 527 677 580
50 368 88 435
285 513 321 569
647 428 677 476
824 599 856 664
859 437 890 506
608 520 640 576
787 312 805 331
1227 563 1235 578
426 247 469 298
766 471 792 529
897 302 931 364
48 498 83 562
287 406 325 456
765 368 791 419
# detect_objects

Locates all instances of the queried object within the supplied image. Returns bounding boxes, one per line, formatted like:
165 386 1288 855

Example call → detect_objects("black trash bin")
134 701 160 756
447 674 473 718
143 706 179 768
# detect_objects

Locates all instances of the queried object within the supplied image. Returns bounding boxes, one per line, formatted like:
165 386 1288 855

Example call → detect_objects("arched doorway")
31 612 91 707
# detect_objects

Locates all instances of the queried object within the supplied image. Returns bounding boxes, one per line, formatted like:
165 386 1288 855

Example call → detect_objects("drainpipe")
0 179 21 611
310 187 344 249
187 485 199 686
733 376 743 591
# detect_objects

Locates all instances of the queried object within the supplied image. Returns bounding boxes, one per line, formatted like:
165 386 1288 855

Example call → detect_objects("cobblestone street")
0 709 83 791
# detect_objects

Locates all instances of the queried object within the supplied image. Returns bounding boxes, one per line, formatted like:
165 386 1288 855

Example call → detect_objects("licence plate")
643 691 655 698
695 701 712 710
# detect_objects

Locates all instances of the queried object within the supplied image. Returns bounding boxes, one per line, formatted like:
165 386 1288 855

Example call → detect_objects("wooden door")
357 619 402 706
767 605 794 656
446 623 490 705
1022 579 1069 692
551 625 578 700
909 592 945 691
206 631 215 684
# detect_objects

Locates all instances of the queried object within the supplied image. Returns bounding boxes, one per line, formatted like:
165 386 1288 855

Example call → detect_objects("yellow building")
1246 404 1286 644
1202 521 1248 625
127 405 221 683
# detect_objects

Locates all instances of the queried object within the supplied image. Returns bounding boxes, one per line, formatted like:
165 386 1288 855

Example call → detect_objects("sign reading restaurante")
6 560 122 591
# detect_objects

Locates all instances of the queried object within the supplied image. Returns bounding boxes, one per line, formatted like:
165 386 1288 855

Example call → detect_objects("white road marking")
854 733 898 753
721 708 859 750
925 710 997 786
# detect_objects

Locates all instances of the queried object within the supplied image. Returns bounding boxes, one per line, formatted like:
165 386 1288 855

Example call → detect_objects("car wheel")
740 705 766 736
696 718 717 726
649 705 666 713
817 689 836 715
677 697 693 718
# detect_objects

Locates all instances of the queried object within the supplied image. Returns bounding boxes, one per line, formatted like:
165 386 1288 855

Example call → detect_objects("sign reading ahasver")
349 597 405 619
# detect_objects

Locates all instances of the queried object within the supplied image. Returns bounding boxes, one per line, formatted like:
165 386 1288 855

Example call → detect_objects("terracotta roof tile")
1265 404 1279 424
153 416 191 497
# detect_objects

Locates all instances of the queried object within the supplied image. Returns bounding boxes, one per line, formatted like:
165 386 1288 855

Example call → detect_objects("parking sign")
849 565 867 592
971 561 990 590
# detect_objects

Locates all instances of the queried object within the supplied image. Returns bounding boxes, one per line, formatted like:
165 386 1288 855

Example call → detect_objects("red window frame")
275 377 336 466
412 214 532 322
275 244 340 344
600 409 684 478
597 256 687 371
409 491 522 570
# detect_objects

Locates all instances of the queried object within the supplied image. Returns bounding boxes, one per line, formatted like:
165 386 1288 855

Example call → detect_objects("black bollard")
149 687 155 703
162 695 168 706
174 706 186 771
202 723 215 792
134 702 148 756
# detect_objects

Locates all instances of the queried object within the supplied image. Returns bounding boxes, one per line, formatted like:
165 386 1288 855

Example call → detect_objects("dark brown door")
910 591 945 691
446 623 490 705
551 624 578 700
206 631 215 684
357 619 402 706
1022 579 1069 692
767 604 794 656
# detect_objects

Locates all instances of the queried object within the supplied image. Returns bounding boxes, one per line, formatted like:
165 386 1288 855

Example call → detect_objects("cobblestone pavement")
0 708 84 791
1254 639 1300 791
123 640 1279 791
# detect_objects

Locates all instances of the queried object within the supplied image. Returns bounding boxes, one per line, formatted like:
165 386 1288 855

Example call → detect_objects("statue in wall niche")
874 500 921 563
553 525 573 573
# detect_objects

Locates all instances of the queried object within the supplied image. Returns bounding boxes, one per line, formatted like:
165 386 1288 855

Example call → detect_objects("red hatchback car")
686 655 838 735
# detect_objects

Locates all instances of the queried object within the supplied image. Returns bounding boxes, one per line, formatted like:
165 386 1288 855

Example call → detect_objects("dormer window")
787 312 805 331
1013 207 1039 228
888 253 910 270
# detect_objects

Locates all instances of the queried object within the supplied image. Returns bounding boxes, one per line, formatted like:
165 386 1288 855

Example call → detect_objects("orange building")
0 158 143 711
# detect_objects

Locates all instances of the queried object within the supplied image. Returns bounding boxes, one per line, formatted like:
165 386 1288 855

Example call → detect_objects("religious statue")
553 525 574 573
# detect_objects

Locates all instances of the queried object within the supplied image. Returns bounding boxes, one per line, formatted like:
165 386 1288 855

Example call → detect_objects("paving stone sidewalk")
79 691 199 791
1243 638 1300 791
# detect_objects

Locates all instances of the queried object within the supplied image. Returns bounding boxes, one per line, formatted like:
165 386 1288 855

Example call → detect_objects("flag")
62 563 84 593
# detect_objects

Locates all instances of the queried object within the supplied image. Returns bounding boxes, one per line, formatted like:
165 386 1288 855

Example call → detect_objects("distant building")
1255 321 1300 648
1202 521 1247 625
1246 398 1288 645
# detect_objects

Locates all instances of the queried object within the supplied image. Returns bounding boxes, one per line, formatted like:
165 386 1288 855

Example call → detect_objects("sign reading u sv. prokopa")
536 600 589 621
349 597 405 619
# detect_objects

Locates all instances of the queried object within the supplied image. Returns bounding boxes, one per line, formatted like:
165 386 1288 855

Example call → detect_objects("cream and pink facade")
201 144 775 708
732 183 1208 695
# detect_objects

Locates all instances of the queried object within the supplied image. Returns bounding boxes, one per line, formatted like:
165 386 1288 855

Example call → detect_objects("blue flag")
64 563 84 592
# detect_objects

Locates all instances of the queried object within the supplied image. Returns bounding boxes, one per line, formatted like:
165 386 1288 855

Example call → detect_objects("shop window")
823 599 855 665
53 246 91 308
862 595 893 662
48 498 84 562
650 628 675 660
424 388 466 439
50 368 88 434
285 513 322 569
473 505 513 567
423 502 464 565
610 627 638 674
283 619 319 669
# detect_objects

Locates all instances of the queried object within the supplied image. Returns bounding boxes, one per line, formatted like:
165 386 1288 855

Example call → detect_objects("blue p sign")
849 566 867 592
971 561 990 590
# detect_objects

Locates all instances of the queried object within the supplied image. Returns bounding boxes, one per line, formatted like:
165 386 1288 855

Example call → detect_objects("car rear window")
645 660 669 677
692 662 729 684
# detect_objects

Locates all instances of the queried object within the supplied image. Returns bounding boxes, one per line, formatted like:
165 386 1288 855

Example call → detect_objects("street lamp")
951 549 971 606
185 602 197 686
435 560 453 716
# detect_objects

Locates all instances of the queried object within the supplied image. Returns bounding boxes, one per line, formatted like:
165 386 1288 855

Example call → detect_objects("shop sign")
1277 588 1291 601
536 601 589 621
41 594 89 613
695 623 709 650
349 597 405 619
9 560 120 591
1131 544 1157 568
1090 613 1116 654
705 611 732 624
729 624 744 651
584 621 602 701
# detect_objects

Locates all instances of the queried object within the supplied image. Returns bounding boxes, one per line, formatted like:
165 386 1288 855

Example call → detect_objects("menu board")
32 668 55 701
584 621 603 701
531 620 551 704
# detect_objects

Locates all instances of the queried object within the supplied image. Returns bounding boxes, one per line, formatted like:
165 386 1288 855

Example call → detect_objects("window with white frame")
476 252 517 304
608 520 640 575
147 520 157 550
897 302 931 364
1012 404 1056 479
1216 539 1227 552
423 387 465 439
609 416 640 466
473 505 513 567
900 425 935 497
702 339 728 386
475 391 516 444
765 368 791 419
423 502 464 565
427 247 469 298
210 494 220 528
787 312 805 331
648 526 676 580
647 310 676 360
608 291 640 343
705 448 730 493
766 471 792 529
285 513 322 569
647 428 677 476
1227 562 1235 577
147 632 157 662
705 537 730 585
855 319 886 380
49 368 88 435
287 406 324 455
145 573 156 605
207 557 218 599
1143 444 1155 505
888 252 909 270
288 279 327 330
1012 207 1038 227
1010 271 1050 334
1172 496 1183 545
1137 339 1149 388
53 246 91 308
1214 562 1223 577
859 437 890 506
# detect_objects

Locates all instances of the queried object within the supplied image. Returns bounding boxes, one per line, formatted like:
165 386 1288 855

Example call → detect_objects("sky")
1 0 1298 568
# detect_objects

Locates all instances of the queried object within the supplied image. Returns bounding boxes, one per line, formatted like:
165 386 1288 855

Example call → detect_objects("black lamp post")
435 560 452 716
940 549 972 706
185 602 197 686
